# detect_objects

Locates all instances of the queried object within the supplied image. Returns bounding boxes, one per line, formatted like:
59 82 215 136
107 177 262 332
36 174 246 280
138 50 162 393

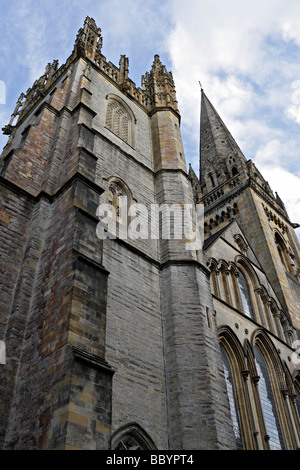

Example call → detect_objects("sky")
0 0 299 239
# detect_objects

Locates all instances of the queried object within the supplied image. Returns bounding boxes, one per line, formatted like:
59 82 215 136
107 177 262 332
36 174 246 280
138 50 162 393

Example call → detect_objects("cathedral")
0 16 300 450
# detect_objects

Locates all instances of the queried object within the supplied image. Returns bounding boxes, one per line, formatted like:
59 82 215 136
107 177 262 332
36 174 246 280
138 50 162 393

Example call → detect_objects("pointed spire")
200 90 246 183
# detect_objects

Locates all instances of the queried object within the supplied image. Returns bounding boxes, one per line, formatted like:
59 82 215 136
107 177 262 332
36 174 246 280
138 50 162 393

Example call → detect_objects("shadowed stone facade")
0 17 300 450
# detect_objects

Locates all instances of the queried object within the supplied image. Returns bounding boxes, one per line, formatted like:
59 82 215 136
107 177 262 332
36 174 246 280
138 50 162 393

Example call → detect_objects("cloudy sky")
0 0 300 238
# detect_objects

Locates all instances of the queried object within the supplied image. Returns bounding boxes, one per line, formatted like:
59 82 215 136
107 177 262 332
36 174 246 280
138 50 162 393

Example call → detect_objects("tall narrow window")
221 346 244 450
108 180 129 224
275 233 292 273
105 96 135 147
237 269 254 319
254 345 285 450
208 173 215 188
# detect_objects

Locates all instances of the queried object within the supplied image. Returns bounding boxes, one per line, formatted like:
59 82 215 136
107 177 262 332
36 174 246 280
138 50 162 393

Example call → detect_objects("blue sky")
0 0 300 238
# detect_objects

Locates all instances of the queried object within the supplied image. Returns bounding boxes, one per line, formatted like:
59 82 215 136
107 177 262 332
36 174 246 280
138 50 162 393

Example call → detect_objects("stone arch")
105 177 133 235
219 325 247 371
293 370 300 386
254 285 278 334
203 161 218 191
247 329 290 449
251 328 286 389
244 338 257 378
235 255 259 289
111 423 157 450
235 257 258 320
207 257 220 297
233 234 248 255
227 154 239 178
283 362 296 397
217 259 232 304
105 94 136 147
218 326 254 449
274 230 294 273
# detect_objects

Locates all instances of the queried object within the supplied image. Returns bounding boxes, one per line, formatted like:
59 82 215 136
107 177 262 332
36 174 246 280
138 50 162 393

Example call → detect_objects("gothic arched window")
237 269 254 320
275 232 292 273
208 173 215 188
108 180 128 223
253 344 285 450
104 178 132 239
111 423 156 450
105 95 136 147
220 345 244 449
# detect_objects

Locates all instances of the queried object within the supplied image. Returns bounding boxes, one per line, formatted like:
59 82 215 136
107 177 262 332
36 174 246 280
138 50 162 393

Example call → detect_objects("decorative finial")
199 81 203 91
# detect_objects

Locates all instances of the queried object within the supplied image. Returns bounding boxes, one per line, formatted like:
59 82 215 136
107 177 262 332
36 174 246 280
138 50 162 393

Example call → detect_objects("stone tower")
0 17 236 450
0 17 300 451
197 89 300 330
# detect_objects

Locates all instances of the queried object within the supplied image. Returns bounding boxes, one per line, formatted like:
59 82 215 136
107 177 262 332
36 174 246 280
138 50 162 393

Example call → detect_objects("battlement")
2 16 179 140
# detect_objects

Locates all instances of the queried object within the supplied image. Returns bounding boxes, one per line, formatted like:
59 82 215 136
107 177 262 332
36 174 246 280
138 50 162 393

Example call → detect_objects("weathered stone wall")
238 186 300 330
103 240 167 449
0 57 115 450
0 36 256 450
160 263 237 450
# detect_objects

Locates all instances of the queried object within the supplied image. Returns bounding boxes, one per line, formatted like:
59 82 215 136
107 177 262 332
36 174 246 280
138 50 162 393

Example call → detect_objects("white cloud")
166 0 300 242
259 163 300 233
168 0 300 156
0 0 299 241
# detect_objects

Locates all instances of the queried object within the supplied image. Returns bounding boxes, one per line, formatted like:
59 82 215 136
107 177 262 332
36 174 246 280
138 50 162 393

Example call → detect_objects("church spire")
199 90 247 185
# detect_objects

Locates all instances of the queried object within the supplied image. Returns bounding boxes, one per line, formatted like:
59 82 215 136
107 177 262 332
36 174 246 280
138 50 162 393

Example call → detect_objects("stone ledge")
70 345 114 375
73 248 110 276
0 170 105 204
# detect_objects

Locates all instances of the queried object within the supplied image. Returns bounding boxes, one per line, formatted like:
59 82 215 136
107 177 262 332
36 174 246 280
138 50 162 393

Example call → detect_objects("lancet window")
253 344 285 450
237 269 254 320
105 95 136 147
111 423 156 450
275 232 292 273
220 345 244 449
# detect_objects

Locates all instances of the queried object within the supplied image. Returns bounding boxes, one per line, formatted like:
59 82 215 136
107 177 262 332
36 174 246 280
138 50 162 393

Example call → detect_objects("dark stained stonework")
0 17 300 450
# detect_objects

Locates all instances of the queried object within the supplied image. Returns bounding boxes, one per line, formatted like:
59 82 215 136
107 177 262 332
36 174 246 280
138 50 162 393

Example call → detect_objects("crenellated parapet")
2 59 62 136
2 17 180 142
74 17 179 114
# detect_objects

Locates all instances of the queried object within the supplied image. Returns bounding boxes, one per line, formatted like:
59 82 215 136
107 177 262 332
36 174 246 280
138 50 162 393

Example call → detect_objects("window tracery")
219 329 257 449
220 345 244 449
111 423 156 450
105 177 132 239
275 232 292 273
253 344 285 450
237 268 254 320
105 95 136 147
234 234 248 255
218 330 300 449
108 180 129 223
